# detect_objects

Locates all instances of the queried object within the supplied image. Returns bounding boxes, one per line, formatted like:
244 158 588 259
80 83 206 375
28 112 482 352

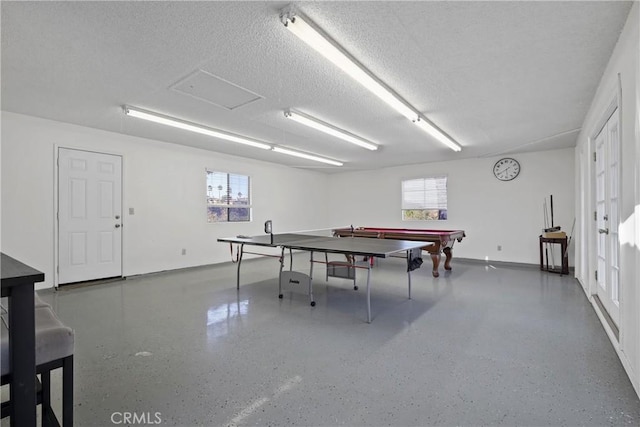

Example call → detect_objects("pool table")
333 227 466 277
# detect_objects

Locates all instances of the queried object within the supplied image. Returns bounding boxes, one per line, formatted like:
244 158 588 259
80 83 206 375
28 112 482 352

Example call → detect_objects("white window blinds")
401 176 448 210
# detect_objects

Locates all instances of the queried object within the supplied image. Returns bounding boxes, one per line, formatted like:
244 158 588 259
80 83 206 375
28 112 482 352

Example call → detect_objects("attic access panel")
171 69 263 110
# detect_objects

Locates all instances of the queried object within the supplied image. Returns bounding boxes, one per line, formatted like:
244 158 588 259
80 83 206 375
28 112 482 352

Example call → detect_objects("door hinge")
594 211 597 221
595 270 598 281
593 152 596 162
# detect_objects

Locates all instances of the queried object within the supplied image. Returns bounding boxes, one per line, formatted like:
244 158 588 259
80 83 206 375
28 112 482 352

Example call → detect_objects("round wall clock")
493 158 520 181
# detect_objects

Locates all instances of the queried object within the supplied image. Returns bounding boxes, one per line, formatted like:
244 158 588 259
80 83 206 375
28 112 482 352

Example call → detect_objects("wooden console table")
539 235 569 275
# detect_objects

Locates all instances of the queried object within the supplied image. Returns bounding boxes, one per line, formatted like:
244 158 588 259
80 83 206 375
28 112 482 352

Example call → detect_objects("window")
401 176 447 221
206 170 251 223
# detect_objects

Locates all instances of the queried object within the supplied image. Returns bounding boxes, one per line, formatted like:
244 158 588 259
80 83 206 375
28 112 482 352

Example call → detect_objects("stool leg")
62 356 73 427
41 371 54 427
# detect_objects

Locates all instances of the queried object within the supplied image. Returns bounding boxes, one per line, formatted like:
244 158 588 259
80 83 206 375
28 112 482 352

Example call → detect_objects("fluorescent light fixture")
284 110 378 151
280 6 463 152
272 147 343 166
414 117 462 152
123 106 272 150
281 10 416 121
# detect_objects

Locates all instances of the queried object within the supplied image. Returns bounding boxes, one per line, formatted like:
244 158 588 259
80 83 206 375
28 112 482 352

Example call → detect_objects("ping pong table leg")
308 251 316 306
289 248 293 271
406 250 412 299
236 244 244 290
366 265 372 323
278 246 285 299
325 253 329 282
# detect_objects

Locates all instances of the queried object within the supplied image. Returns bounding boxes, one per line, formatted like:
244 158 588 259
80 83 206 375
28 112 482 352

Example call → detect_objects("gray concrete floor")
28 256 640 425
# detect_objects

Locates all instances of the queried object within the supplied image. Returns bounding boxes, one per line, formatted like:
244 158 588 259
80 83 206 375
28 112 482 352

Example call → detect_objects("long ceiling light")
124 106 272 150
272 147 343 166
124 106 343 166
284 110 378 151
280 6 462 152
414 117 462 152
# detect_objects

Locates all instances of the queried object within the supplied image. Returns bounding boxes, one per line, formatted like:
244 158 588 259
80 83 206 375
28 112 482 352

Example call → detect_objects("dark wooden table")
539 235 569 275
1 252 44 426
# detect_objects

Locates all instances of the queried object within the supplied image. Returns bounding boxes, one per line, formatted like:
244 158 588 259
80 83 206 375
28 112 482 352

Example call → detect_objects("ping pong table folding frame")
218 233 429 323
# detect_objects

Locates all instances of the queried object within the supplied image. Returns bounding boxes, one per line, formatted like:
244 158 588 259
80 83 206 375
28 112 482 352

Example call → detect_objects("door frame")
54 145 126 288
587 83 622 344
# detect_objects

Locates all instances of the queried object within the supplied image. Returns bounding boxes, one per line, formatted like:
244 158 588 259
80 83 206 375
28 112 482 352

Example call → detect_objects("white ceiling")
1 1 633 173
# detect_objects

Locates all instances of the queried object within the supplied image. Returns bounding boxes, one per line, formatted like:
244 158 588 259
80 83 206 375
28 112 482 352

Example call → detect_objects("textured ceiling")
0 1 633 173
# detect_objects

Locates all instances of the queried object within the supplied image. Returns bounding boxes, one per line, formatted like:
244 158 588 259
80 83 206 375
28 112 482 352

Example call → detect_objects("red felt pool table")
333 227 466 277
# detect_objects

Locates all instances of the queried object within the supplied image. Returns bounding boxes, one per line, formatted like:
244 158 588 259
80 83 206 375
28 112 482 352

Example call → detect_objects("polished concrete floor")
25 256 640 425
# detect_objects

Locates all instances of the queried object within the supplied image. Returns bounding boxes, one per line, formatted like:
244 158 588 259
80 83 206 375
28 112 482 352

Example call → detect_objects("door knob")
598 228 609 234
115 224 121 228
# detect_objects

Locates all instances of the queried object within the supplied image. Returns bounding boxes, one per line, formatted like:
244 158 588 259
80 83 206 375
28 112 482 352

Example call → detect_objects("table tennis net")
265 227 345 240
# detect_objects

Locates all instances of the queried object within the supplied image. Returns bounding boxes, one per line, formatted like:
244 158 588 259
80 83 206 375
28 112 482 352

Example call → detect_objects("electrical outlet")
181 248 186 255
497 245 502 251
129 207 135 215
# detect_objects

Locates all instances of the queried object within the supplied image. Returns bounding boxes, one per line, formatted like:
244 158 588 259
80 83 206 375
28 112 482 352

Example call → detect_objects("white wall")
327 148 575 266
0 112 329 289
574 3 639 397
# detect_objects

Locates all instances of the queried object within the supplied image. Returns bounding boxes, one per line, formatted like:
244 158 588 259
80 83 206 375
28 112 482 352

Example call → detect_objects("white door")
594 109 620 325
58 148 123 284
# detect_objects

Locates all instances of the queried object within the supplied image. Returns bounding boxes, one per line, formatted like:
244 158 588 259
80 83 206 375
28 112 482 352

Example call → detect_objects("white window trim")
206 169 252 223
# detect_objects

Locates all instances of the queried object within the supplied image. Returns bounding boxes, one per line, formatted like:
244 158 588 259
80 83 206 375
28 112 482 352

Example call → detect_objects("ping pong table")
218 232 430 322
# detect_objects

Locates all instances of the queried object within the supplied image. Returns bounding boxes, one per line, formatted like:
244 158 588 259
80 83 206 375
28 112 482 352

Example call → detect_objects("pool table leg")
429 252 441 277
443 247 453 271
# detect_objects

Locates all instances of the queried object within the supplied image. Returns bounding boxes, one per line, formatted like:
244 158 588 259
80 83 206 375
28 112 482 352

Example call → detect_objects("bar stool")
1 302 74 426
34 291 51 308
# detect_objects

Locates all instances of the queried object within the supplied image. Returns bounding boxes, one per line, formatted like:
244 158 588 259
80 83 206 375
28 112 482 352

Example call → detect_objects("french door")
58 148 123 284
594 109 620 326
